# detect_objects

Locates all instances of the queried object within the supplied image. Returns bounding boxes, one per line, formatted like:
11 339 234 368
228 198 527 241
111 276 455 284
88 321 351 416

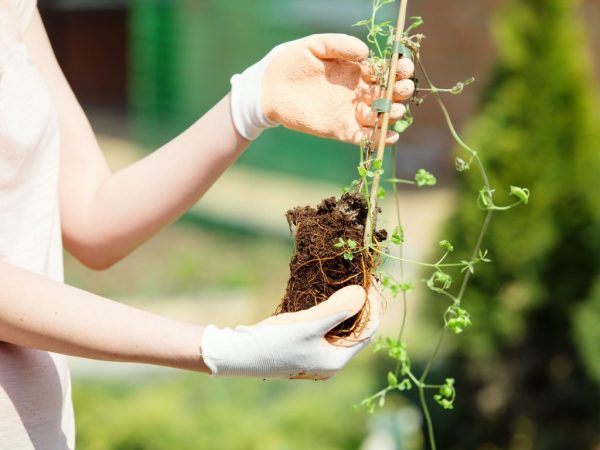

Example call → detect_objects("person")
0 1 416 448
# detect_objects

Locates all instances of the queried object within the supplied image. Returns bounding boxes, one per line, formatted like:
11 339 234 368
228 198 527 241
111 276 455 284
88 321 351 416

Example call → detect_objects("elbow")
70 245 122 271
63 234 124 271
77 252 120 271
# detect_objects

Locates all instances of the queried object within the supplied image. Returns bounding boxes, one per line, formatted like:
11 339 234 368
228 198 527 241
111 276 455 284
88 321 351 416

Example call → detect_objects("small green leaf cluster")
445 305 472 334
357 158 384 180
358 337 414 414
450 77 475 95
433 378 456 410
390 225 404 245
374 336 411 374
454 156 471 172
353 0 397 62
393 108 414 134
427 270 453 291
381 273 414 297
478 185 530 211
439 239 454 252
414 169 437 187
334 237 359 261
510 185 530 204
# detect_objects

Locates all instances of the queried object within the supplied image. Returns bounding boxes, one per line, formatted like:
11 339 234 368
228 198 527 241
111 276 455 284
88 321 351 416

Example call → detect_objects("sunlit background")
38 0 600 449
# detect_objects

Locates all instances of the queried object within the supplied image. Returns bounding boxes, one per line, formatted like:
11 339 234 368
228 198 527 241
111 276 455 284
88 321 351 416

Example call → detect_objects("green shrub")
428 0 600 448
73 359 379 450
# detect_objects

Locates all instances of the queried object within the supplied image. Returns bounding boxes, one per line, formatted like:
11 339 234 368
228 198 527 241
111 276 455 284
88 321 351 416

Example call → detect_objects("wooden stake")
363 0 409 244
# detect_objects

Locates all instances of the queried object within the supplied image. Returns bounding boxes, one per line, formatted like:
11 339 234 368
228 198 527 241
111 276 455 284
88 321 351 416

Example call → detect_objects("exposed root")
276 193 386 338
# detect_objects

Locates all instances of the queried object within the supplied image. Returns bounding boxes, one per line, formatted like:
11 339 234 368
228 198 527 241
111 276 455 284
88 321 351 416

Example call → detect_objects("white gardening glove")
229 41 287 140
200 284 380 380
229 33 415 142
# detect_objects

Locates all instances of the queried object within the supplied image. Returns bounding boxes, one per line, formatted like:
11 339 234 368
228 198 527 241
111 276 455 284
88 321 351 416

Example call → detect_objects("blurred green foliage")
64 222 292 300
73 360 380 450
425 0 600 448
129 0 377 184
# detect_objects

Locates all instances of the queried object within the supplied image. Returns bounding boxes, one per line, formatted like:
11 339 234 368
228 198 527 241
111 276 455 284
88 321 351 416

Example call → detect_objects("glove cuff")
229 60 279 140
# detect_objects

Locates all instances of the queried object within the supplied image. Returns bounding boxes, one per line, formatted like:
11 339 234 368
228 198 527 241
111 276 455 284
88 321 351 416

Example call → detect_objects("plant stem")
419 385 437 450
363 0 410 245
391 147 410 376
417 58 496 307
420 328 447 383
456 209 493 304
417 59 491 190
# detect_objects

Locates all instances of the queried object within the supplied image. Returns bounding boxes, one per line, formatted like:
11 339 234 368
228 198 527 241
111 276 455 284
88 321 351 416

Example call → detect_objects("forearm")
67 94 249 268
0 262 210 373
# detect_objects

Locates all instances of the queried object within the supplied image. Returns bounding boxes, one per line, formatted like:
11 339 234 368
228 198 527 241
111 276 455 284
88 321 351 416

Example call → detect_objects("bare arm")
24 11 250 269
0 261 210 372
23 11 414 270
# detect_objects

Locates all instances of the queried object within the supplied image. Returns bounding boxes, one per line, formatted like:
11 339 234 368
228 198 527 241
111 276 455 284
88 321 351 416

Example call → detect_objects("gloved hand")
230 33 415 143
200 284 380 380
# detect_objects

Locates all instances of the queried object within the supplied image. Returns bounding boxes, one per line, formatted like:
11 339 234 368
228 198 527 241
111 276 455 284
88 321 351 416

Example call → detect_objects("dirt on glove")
275 193 386 338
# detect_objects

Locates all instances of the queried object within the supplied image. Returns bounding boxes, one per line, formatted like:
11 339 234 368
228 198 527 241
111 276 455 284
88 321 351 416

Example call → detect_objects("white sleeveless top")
0 1 75 448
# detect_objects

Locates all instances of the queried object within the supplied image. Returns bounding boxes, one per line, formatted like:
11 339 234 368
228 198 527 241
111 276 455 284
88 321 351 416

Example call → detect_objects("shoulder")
12 0 37 33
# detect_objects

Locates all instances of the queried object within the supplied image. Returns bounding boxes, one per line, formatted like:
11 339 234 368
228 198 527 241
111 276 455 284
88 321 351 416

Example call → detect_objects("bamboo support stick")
363 0 409 244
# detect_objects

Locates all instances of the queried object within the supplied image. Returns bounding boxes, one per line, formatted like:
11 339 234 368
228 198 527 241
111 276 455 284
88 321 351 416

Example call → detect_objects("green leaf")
389 282 400 297
404 16 424 35
446 306 472 334
434 378 456 410
399 281 414 293
428 271 452 290
372 336 384 353
398 379 412 391
387 371 398 387
341 179 359 194
334 237 345 248
343 251 354 261
347 239 357 249
439 239 454 252
477 188 495 209
358 166 367 178
372 159 383 170
510 185 530 204
460 260 475 274
414 169 437 187
390 225 404 245
352 19 369 27
393 110 414 133
440 385 453 398
478 249 492 262
377 186 386 199
455 157 470 172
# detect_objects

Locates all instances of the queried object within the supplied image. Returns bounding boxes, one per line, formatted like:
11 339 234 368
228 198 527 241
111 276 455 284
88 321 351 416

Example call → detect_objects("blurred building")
39 0 600 184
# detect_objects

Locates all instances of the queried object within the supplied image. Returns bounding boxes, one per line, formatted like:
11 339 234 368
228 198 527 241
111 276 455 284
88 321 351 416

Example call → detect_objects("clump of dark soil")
276 193 386 338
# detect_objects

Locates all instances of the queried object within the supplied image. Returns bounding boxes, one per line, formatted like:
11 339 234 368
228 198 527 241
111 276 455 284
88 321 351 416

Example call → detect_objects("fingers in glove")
306 33 369 63
356 102 407 128
389 102 408 123
266 284 365 328
358 83 383 105
308 285 366 324
330 283 382 346
350 127 400 146
359 79 415 105
396 57 415 80
361 56 415 83
356 102 379 127
393 79 416 101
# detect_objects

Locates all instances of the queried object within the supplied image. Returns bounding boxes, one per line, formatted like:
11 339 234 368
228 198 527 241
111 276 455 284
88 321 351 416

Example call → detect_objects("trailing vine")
347 1 530 448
